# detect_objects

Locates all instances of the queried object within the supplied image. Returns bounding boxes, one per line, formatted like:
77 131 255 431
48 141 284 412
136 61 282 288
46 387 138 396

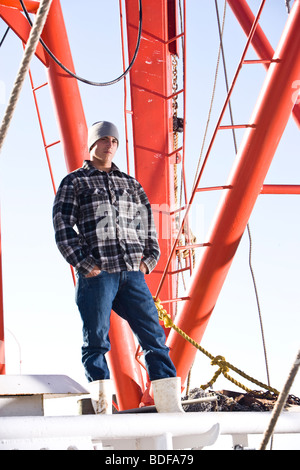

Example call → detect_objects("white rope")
0 0 53 153
259 348 300 450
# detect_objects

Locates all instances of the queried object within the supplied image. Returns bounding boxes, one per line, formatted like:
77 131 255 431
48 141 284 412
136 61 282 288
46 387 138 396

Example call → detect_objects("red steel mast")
166 0 300 383
0 0 299 411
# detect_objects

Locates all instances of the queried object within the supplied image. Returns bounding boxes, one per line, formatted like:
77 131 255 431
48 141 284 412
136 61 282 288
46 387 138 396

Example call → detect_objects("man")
53 121 183 413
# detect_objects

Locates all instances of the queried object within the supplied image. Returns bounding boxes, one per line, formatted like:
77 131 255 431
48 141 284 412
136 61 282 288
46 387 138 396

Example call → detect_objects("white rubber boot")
89 379 113 414
152 377 184 413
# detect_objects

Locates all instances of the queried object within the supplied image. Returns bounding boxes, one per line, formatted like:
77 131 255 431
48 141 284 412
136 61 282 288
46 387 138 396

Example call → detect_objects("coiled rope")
0 0 53 153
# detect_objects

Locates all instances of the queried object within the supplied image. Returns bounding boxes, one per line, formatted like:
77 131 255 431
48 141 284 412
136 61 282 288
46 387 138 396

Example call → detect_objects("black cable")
19 0 143 86
0 26 10 48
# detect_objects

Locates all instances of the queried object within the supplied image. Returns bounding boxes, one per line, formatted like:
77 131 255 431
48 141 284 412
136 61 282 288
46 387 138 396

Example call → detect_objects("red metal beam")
261 185 300 195
166 0 300 384
195 184 300 195
155 0 267 301
41 0 89 172
227 0 300 128
122 0 181 407
0 0 86 168
125 0 178 316
0 4 48 65
0 0 39 13
107 313 144 410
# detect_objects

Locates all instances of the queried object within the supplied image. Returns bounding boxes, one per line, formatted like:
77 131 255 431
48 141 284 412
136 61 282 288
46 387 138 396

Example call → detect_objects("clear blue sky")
0 0 299 403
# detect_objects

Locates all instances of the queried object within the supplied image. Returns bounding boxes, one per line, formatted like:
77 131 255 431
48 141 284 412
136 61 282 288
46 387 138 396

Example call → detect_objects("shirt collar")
82 160 122 175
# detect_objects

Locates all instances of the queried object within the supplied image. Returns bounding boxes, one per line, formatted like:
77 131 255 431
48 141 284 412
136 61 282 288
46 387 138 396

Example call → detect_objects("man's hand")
85 265 101 278
139 261 148 274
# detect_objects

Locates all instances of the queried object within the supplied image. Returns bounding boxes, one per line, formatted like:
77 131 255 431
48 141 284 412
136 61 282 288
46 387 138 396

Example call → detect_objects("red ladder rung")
243 58 281 65
32 82 48 92
218 124 256 130
45 140 61 150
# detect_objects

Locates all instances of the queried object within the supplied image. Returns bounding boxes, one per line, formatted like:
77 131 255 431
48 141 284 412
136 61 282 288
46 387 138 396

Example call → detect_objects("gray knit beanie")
88 121 119 151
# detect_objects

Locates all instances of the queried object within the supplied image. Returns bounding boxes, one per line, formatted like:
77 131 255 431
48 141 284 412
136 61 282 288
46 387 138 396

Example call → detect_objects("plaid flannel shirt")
53 160 160 275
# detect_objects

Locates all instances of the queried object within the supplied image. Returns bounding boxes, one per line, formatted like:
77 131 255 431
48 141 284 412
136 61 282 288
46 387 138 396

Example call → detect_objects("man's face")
90 135 118 167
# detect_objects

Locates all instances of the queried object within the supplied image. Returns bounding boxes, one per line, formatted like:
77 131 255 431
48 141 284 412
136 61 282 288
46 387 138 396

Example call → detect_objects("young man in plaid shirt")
53 121 183 413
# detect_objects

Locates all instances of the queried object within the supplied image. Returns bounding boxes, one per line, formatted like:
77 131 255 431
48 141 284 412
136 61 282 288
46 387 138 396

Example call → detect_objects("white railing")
0 410 299 450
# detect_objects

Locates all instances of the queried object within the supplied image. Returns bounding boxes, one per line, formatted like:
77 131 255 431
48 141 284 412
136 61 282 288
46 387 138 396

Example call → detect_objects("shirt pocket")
116 188 138 217
115 187 136 199
78 188 109 214
117 188 148 241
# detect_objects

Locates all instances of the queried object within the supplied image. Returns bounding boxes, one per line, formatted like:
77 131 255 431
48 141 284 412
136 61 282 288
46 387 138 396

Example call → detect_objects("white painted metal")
0 437 94 451
0 410 299 450
0 413 220 450
0 375 89 417
0 396 44 417
0 375 88 397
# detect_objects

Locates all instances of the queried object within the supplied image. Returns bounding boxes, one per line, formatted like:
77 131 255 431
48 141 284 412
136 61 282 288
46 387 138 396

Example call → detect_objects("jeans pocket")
85 270 103 280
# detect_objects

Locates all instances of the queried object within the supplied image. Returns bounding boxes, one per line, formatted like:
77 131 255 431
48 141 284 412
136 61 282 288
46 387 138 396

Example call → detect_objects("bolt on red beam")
167 0 300 385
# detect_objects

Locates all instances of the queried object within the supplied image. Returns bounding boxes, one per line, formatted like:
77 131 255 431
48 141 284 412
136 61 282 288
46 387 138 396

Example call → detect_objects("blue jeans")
75 270 177 382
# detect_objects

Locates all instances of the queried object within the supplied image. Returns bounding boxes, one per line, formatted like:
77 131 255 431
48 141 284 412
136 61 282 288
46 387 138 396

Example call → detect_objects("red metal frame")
42 0 89 172
125 0 180 317
0 0 39 12
155 0 269 300
0 4 47 65
122 0 183 406
0 0 298 412
165 0 300 384
261 185 300 195
227 0 300 128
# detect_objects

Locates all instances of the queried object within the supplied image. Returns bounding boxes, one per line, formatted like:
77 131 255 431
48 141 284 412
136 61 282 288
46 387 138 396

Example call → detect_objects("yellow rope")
154 298 280 395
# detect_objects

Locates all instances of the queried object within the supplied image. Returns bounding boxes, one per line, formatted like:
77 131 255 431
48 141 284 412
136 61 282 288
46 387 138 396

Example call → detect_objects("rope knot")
211 355 229 373
153 297 174 328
